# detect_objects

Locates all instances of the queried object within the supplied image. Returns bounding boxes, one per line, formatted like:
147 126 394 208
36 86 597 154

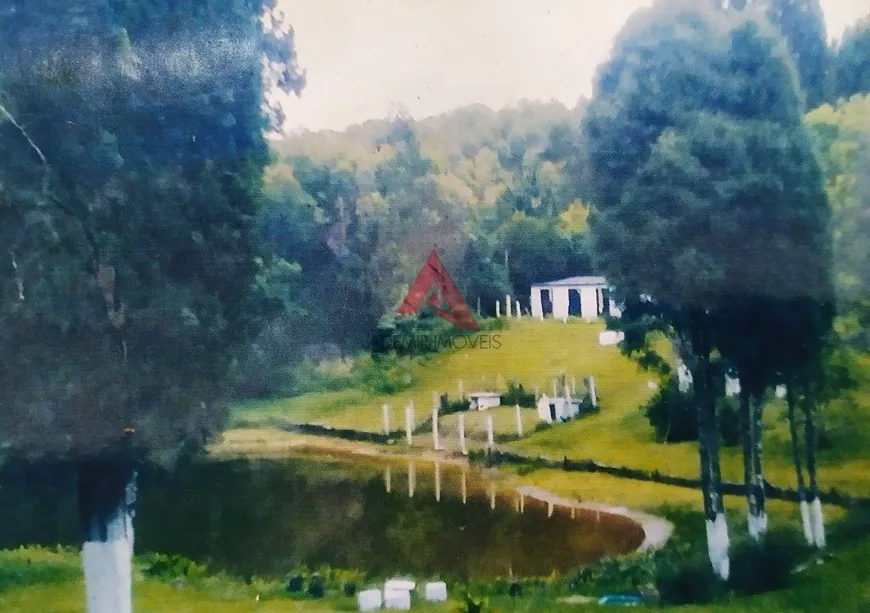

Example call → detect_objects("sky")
278 0 870 133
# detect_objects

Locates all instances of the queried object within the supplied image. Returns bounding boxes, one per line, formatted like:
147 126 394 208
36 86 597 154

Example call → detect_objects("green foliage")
501 381 537 408
584 554 656 593
0 0 304 457
728 528 811 595
354 353 417 395
441 396 472 415
453 592 489 613
832 16 870 100
642 377 698 443
140 553 209 582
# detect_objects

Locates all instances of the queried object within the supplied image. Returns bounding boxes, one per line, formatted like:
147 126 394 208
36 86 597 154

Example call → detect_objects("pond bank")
211 427 673 554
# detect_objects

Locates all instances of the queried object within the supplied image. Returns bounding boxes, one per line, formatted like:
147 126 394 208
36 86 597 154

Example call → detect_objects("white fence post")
487 414 495 449
515 404 523 437
383 404 390 435
459 413 468 455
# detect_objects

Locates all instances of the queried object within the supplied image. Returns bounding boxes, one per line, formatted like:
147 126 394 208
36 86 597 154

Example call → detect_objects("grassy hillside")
231 318 870 497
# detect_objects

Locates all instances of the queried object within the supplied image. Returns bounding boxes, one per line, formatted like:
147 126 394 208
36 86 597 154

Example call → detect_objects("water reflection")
0 455 644 580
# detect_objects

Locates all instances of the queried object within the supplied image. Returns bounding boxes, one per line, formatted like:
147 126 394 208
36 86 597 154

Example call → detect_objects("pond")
0 452 644 580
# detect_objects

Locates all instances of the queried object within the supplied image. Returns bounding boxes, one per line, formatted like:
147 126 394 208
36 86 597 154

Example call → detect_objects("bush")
140 553 208 581
307 573 325 598
501 381 536 408
343 581 357 597
642 377 698 443
441 394 471 415
588 554 656 593
354 353 417 394
285 574 304 593
728 528 811 595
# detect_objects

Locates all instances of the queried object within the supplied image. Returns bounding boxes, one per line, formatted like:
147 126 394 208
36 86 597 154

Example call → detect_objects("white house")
530 276 621 320
537 394 580 423
469 392 501 411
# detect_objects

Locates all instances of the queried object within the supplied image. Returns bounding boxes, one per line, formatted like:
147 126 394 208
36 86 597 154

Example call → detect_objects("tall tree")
0 2 303 611
583 0 825 577
832 16 870 100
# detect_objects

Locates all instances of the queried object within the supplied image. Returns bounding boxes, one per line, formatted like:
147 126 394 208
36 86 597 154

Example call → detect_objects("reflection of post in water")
461 469 467 504
520 493 525 514
385 465 392 493
548 501 554 518
408 461 416 498
571 507 575 520
434 461 441 502
489 484 496 510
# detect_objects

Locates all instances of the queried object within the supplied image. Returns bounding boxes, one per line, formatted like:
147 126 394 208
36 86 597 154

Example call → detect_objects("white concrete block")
598 330 624 346
384 579 416 592
425 581 448 602
384 588 411 610
357 589 382 611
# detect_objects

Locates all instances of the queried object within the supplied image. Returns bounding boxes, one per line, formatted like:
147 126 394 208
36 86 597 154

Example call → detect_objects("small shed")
530 275 621 320
537 394 580 423
469 392 501 411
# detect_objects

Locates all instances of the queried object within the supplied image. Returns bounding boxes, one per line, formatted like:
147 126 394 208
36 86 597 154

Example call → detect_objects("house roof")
530 275 607 288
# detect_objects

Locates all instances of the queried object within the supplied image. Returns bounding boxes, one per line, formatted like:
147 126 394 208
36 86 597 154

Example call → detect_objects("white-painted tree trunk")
80 465 136 613
799 500 813 545
705 513 730 581
747 511 768 541
810 498 826 548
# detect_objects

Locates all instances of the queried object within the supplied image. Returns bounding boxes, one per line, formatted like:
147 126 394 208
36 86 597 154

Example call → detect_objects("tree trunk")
78 456 137 613
786 384 812 545
739 387 761 540
695 351 729 581
751 395 768 539
803 396 825 548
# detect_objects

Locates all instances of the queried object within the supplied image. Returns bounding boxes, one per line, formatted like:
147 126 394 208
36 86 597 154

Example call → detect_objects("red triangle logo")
398 250 480 331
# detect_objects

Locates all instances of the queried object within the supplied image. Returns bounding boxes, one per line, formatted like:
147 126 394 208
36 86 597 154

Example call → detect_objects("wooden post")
520 494 525 514
432 408 441 451
515 299 521 318
487 414 495 449
408 461 416 498
405 402 414 446
515 404 523 437
383 404 390 435
459 413 468 455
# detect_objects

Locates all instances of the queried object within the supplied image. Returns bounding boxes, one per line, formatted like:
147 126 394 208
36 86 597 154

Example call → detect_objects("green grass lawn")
5 533 870 612
231 318 870 497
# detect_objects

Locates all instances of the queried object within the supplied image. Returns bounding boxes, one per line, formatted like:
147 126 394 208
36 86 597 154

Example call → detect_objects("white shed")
537 394 581 423
469 392 501 411
530 276 621 320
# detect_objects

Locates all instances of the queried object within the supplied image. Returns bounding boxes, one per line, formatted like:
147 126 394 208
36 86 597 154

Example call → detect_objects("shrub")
354 353 417 394
728 528 811 595
642 377 698 443
501 381 536 408
307 573 325 598
441 394 471 415
285 574 304 593
588 554 656 593
140 553 208 581
343 581 357 597
533 421 552 433
653 543 724 605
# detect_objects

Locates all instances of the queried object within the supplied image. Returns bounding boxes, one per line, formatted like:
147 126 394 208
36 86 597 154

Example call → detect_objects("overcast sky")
279 0 870 132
